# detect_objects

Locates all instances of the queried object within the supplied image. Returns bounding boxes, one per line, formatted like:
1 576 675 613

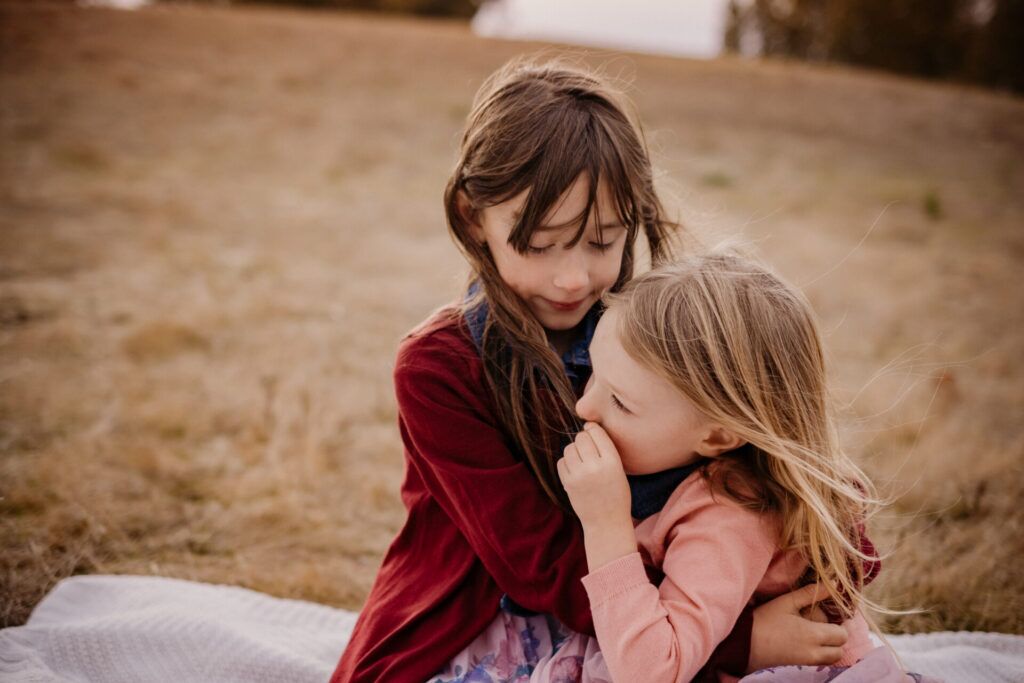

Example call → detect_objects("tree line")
725 0 1023 93
190 0 1022 94
229 0 476 18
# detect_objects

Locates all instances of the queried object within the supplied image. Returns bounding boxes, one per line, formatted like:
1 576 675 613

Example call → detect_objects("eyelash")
611 394 630 414
526 242 615 255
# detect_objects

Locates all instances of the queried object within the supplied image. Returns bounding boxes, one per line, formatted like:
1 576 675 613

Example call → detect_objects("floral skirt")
428 611 941 683
428 610 611 683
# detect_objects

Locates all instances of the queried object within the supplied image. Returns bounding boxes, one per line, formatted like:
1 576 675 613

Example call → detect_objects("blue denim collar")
464 283 597 390
463 282 696 520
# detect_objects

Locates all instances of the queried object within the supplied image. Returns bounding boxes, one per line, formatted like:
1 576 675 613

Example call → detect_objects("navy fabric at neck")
628 462 703 520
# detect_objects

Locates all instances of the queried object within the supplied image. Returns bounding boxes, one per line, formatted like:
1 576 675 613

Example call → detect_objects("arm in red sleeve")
394 328 596 635
859 520 881 587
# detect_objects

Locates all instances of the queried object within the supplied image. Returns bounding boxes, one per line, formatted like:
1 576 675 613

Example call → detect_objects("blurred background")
2 0 1022 637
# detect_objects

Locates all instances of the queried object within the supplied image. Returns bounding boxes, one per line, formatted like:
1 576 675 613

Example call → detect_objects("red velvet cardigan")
329 307 757 682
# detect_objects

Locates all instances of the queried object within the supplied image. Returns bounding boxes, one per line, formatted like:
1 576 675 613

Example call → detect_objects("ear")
455 190 485 243
697 425 745 458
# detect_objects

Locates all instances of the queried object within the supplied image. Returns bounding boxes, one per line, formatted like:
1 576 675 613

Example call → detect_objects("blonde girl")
555 252 935 682
333 58 861 683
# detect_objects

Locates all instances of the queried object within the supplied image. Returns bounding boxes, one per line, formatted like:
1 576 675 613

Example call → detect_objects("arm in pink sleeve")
581 487 776 683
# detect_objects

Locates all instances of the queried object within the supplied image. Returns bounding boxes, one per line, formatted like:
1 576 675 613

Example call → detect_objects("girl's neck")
547 327 576 356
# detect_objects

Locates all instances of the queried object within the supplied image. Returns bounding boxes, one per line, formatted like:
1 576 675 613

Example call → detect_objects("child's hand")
557 422 631 529
748 583 849 672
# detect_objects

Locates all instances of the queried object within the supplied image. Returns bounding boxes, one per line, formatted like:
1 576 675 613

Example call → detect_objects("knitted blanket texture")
0 575 1021 682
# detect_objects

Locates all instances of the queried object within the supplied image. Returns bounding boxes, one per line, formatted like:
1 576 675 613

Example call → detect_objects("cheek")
595 247 626 287
617 422 683 473
491 249 533 291
604 421 644 467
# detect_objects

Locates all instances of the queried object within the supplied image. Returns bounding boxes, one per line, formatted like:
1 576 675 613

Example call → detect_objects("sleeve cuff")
580 551 650 606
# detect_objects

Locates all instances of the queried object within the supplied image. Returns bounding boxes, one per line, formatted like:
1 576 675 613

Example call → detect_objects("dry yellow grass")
1 2 1022 635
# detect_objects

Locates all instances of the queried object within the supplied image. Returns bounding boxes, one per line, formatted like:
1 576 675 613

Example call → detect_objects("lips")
545 297 588 312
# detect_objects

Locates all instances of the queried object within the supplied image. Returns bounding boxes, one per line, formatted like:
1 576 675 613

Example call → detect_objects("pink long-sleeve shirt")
581 471 876 683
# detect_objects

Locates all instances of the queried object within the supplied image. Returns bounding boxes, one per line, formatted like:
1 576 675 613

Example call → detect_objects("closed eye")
527 244 553 255
589 241 615 253
611 394 631 414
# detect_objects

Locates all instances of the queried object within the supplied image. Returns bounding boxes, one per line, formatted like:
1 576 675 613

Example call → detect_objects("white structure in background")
78 0 151 9
472 0 732 59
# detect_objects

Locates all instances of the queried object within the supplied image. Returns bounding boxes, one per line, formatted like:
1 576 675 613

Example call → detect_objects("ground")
1 1 1022 635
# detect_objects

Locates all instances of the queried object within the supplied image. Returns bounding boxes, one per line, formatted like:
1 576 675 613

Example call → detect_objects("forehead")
591 310 693 410
591 311 652 389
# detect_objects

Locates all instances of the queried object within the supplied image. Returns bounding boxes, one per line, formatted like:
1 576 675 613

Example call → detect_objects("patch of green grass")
121 321 210 362
13 121 50 143
922 189 943 221
700 171 733 189
447 102 469 123
51 142 112 173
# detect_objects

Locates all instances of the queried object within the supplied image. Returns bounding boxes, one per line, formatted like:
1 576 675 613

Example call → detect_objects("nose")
575 376 598 421
553 248 590 294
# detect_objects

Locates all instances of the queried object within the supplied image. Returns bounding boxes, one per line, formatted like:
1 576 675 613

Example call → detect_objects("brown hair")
607 252 883 621
444 56 681 505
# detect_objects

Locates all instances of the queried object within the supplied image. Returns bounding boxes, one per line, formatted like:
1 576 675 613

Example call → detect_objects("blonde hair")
445 55 682 505
607 251 882 621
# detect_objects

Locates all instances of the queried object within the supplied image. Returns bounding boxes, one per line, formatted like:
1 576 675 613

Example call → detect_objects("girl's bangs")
507 111 641 251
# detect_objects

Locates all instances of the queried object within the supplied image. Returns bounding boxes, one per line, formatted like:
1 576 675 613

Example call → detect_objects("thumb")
787 583 832 611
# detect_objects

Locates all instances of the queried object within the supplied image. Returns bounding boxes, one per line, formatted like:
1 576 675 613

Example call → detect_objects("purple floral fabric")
429 613 941 683
429 611 610 683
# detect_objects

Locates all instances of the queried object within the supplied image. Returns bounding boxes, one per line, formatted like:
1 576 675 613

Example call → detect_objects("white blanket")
1 575 1021 682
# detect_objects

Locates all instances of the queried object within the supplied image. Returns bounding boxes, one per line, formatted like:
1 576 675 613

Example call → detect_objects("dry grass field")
1 2 1022 637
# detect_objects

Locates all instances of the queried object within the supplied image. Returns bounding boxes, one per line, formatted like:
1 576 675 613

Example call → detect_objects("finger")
556 456 568 479
812 646 844 666
564 443 583 464
806 605 829 623
787 582 833 611
582 422 619 460
573 430 601 461
815 623 849 648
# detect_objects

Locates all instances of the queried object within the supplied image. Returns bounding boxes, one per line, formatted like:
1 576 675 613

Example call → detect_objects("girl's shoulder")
666 460 766 511
395 303 482 383
635 468 783 572
664 467 760 516
658 466 783 545
403 303 463 340
400 304 472 353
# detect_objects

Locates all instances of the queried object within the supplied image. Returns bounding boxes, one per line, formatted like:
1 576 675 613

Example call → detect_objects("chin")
546 316 586 331
535 310 585 330
622 460 662 476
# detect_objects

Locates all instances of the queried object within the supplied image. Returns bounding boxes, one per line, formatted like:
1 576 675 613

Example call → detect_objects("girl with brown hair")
331 57 860 683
